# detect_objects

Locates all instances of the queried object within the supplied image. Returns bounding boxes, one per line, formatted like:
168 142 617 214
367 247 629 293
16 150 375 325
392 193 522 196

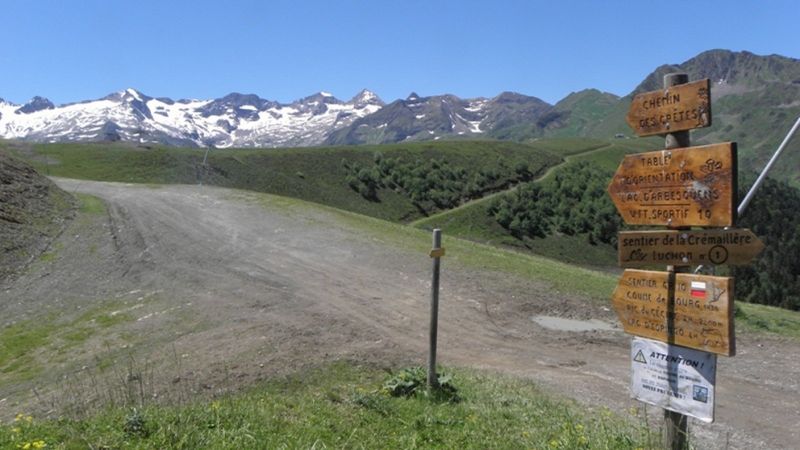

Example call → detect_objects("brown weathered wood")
611 269 735 356
626 78 711 136
607 142 737 227
618 228 764 267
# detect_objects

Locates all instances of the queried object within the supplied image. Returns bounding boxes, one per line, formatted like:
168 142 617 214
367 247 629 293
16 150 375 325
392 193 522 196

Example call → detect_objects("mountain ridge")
2 49 799 183
0 88 385 148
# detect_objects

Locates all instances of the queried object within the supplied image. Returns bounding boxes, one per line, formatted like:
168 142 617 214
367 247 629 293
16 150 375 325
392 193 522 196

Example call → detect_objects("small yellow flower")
521 431 530 438
21 443 31 450
574 423 584 432
210 401 221 411
578 436 588 445
32 441 47 449
549 439 559 448
11 427 21 434
14 413 24 422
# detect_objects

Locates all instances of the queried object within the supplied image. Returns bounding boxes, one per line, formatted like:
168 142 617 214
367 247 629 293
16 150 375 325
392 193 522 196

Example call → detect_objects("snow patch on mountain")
0 89 385 148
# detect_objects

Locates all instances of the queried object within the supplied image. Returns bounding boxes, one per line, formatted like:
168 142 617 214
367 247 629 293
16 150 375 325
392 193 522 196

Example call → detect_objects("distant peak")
102 88 150 104
15 96 55 114
350 89 384 106
123 88 144 101
296 91 342 105
406 92 420 101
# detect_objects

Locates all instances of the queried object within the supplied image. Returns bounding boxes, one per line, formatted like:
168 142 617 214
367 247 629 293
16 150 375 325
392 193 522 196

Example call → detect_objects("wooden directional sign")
626 78 711 136
612 269 735 356
607 142 737 227
618 229 764 267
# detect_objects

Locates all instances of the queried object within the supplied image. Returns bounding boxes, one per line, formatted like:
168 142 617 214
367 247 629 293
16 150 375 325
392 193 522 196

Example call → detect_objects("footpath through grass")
0 362 656 449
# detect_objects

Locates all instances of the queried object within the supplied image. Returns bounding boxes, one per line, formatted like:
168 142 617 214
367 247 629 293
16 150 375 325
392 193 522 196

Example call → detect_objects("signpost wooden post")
618 228 764 267
608 73 746 448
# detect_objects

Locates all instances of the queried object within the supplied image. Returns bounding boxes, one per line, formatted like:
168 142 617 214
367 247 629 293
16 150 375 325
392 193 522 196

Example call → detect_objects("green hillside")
544 89 621 138
8 136 800 311
413 139 652 268
4 139 581 222
562 50 800 186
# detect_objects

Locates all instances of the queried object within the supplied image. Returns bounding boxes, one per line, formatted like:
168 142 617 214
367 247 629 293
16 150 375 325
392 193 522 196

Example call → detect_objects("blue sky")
1 0 798 105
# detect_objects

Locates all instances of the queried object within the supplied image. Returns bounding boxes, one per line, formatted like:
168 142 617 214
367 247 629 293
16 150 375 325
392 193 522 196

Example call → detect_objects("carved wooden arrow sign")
607 142 737 227
626 78 711 136
618 228 764 267
612 269 735 356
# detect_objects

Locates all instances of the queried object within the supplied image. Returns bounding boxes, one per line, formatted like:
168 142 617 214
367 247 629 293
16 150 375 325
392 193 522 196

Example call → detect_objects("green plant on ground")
0 362 658 449
381 366 460 403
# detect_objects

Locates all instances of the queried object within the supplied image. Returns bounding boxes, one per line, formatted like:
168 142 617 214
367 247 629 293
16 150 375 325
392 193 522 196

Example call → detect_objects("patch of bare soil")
0 151 75 282
0 179 797 449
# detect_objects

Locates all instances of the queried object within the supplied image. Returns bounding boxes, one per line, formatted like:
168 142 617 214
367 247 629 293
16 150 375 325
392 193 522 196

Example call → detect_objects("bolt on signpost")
428 229 445 388
608 73 763 449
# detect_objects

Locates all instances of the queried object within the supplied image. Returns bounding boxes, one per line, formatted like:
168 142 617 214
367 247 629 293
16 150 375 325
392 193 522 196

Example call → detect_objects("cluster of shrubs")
488 162 621 245
342 152 534 212
733 176 800 310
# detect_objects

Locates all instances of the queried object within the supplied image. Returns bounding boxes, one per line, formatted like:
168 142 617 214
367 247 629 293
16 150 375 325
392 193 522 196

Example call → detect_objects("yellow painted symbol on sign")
429 248 446 258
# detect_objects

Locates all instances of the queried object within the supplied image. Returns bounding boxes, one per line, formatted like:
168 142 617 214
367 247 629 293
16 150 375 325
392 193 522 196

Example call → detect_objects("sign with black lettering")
626 79 711 136
618 228 764 267
607 142 737 227
611 269 735 356
631 337 717 423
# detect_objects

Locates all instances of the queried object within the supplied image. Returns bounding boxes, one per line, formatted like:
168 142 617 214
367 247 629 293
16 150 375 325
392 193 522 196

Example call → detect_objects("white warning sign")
631 337 717 423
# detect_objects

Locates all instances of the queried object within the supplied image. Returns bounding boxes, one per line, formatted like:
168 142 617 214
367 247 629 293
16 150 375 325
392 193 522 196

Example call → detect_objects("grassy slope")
0 362 655 449
413 139 656 268
7 140 564 223
249 188 800 337
8 138 799 334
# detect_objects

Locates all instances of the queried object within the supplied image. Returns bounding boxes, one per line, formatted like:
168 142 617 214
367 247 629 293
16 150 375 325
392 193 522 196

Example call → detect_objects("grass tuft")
0 362 657 449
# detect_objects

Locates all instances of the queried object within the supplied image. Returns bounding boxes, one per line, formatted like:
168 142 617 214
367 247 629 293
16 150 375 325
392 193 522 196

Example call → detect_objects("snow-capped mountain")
0 88 384 148
0 87 560 148
324 91 554 145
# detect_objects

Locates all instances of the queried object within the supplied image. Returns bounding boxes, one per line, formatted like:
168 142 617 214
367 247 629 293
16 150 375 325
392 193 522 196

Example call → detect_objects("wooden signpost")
625 78 711 136
618 228 764 267
607 142 737 227
611 269 735 356
606 73 764 446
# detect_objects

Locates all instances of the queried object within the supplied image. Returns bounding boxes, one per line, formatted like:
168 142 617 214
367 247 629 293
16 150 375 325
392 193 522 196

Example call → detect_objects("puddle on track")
531 315 616 332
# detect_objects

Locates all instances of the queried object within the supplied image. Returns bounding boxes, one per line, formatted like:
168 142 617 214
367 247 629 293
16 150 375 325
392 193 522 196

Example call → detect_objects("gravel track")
0 178 797 449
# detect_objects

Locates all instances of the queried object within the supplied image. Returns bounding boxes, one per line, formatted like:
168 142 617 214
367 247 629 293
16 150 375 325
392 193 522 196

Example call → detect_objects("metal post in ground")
428 228 443 389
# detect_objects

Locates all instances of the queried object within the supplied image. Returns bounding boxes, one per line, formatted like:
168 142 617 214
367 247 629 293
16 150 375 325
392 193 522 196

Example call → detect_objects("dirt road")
1 179 797 449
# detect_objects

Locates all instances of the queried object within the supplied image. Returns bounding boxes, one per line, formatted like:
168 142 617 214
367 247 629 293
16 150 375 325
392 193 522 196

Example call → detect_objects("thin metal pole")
695 117 799 274
428 228 442 389
737 115 800 218
663 73 690 450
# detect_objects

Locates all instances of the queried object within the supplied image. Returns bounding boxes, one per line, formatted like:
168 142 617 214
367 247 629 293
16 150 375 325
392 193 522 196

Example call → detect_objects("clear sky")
1 0 798 105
